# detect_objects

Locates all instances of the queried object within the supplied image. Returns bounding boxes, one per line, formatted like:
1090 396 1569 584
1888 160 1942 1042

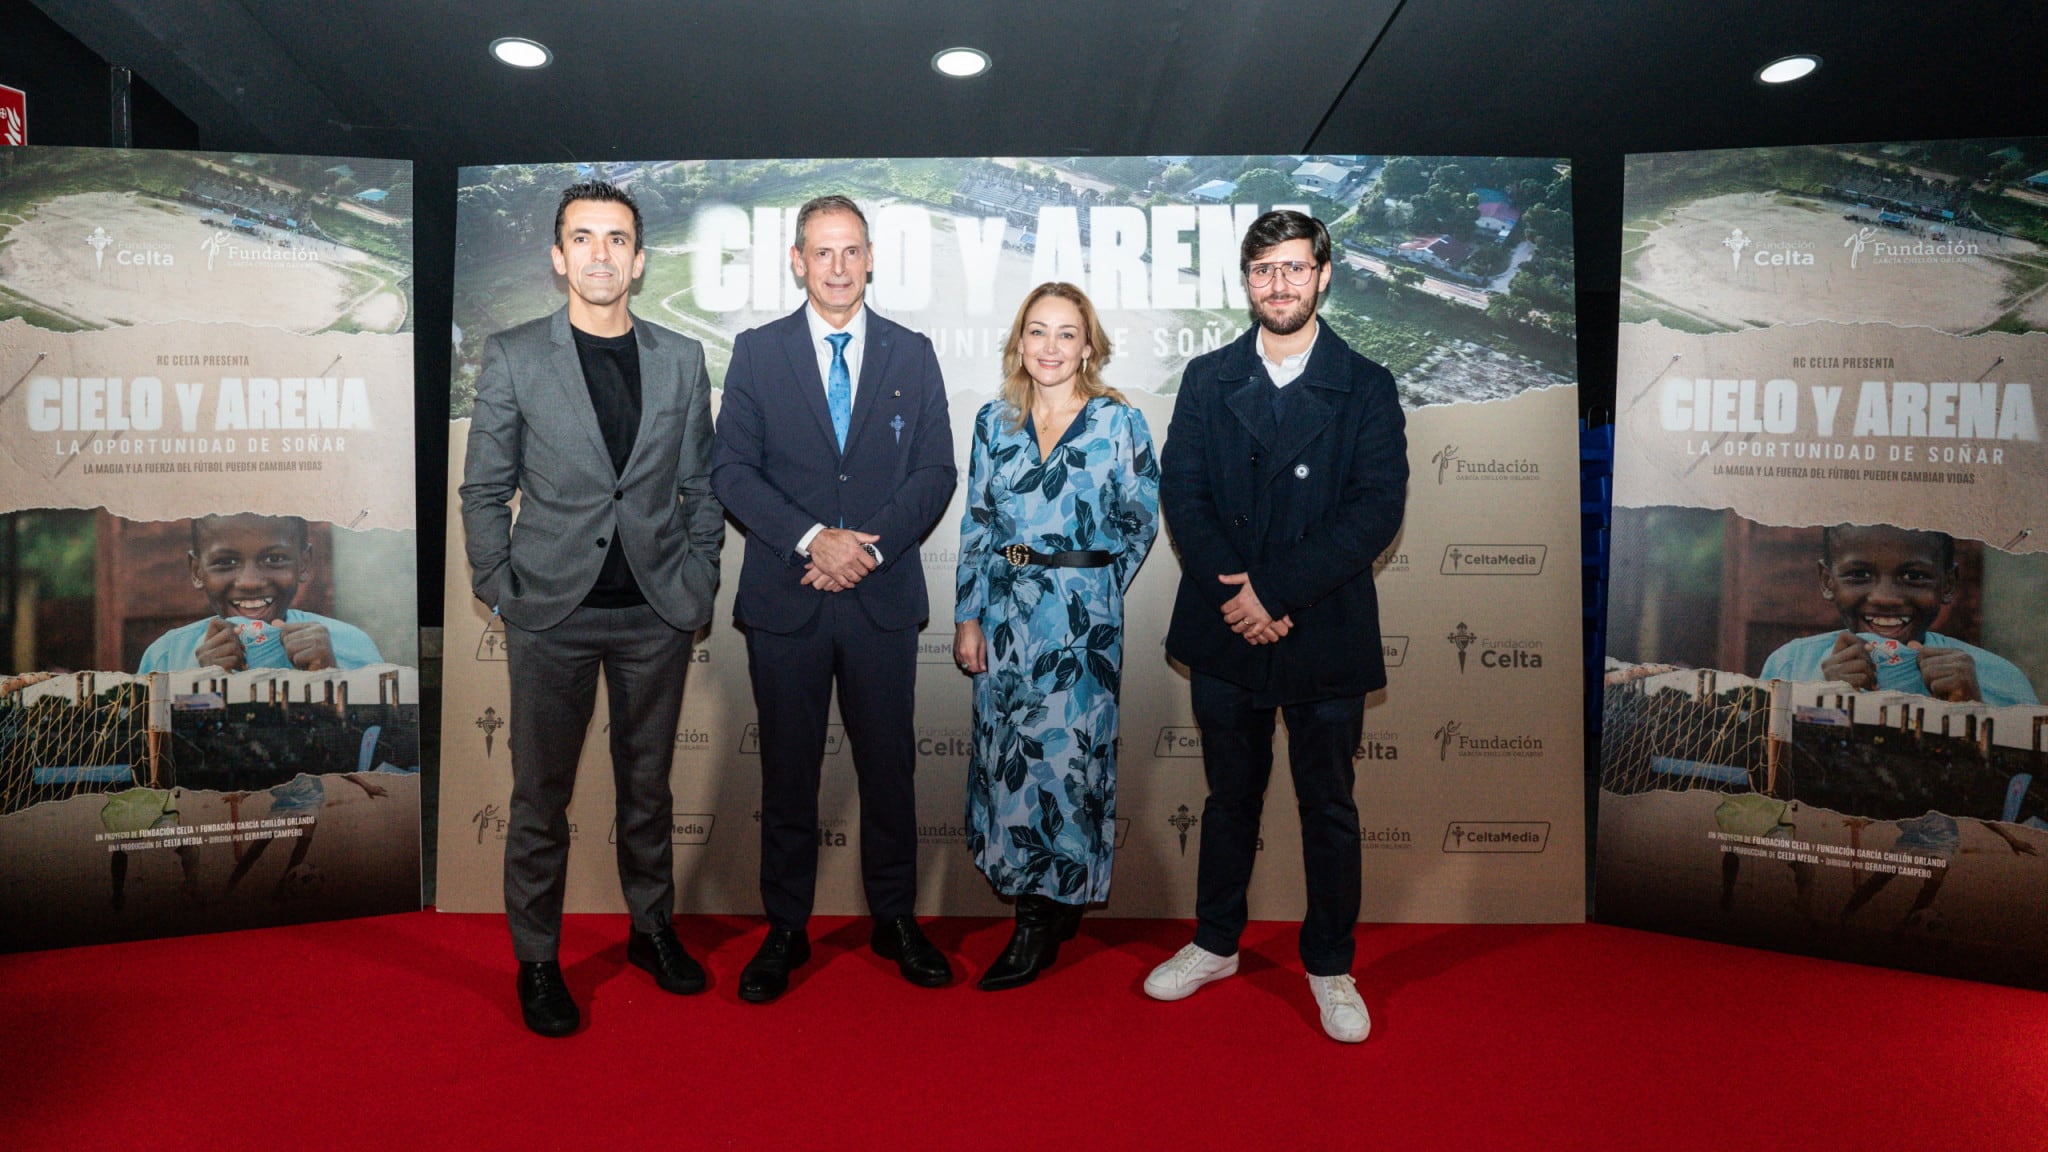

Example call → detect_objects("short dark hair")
1821 523 1955 570
554 180 643 253
191 514 310 553
1240 209 1331 273
794 194 869 250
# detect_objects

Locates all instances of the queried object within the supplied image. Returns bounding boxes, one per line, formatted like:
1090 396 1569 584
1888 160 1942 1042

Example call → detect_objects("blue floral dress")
955 397 1160 902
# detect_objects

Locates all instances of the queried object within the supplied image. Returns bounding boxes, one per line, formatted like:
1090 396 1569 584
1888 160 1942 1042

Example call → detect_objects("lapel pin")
1294 463 1310 479
892 390 901 397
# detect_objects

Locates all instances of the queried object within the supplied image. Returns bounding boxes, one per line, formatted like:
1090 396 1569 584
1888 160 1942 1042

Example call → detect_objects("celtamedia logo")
86 227 113 269
1722 228 1751 270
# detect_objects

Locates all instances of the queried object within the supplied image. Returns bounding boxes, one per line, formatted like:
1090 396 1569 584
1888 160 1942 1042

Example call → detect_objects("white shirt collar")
806 302 866 347
1258 317 1317 370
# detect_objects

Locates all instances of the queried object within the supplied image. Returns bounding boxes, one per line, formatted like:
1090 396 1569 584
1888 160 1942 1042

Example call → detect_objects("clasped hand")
1820 630 1981 702
1219 573 1292 646
195 616 337 671
800 528 880 593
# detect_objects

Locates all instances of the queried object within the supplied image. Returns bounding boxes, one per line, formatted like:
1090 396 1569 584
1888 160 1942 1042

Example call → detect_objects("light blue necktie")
825 331 852 451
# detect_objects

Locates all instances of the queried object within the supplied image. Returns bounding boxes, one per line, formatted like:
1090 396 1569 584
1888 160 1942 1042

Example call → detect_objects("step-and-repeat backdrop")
438 155 1585 922
0 147 421 951
1599 139 2048 989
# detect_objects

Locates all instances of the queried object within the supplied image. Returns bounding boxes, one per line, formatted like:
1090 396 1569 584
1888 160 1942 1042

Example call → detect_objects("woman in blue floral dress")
954 282 1159 990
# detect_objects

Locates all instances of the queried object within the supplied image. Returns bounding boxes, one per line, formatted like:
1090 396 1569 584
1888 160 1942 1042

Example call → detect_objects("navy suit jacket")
713 306 956 634
1160 322 1408 704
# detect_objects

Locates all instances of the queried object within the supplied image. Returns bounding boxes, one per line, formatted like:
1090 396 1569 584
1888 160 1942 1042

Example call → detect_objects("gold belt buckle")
1002 544 1031 567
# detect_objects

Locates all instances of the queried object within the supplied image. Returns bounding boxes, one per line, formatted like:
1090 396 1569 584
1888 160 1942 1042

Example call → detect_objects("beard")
1250 290 1316 336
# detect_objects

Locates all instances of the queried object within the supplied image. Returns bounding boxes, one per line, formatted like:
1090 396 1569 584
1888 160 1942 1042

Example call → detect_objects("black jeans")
1189 671 1364 976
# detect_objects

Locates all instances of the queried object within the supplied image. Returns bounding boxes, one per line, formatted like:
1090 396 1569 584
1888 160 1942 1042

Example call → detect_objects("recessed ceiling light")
1756 54 1820 85
931 47 991 78
491 37 552 69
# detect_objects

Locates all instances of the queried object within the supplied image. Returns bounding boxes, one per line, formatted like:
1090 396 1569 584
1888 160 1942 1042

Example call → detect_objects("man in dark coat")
1145 210 1408 1044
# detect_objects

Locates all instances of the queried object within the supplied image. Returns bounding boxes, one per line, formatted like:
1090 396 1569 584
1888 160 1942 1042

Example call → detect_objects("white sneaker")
1143 943 1239 1001
1308 974 1371 1043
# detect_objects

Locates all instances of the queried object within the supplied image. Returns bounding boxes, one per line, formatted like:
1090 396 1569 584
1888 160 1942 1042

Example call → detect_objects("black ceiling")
32 0 2047 162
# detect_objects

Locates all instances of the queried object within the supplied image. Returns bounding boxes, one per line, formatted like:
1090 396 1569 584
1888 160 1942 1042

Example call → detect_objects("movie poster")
1600 140 2048 988
0 147 420 951
439 155 1585 923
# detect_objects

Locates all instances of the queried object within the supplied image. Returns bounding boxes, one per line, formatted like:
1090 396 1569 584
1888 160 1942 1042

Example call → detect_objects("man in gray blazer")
460 180 725 1037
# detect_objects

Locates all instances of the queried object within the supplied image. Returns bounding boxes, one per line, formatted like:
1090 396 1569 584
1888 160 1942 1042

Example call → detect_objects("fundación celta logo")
1446 622 1477 672
1720 229 1753 272
86 226 114 269
475 707 504 758
1445 625 1543 673
1168 805 1199 856
1722 228 1752 270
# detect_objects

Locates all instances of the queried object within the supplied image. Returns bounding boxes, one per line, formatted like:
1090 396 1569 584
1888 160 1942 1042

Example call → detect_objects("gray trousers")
504 601 691 961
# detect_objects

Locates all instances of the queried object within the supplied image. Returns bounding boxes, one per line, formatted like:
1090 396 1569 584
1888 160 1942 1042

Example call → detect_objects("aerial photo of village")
450 154 1577 414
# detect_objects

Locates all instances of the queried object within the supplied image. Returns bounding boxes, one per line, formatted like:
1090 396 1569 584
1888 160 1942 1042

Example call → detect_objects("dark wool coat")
1160 322 1408 705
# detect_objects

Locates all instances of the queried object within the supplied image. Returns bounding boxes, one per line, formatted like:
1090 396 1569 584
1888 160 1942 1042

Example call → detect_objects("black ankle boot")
1052 898 1084 942
978 895 1079 991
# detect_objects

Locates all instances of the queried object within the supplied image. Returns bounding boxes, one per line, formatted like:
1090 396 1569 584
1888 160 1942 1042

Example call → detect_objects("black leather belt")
1001 544 1112 568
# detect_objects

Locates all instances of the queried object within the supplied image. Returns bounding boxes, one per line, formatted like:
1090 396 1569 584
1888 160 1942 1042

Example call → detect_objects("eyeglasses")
1246 260 1318 287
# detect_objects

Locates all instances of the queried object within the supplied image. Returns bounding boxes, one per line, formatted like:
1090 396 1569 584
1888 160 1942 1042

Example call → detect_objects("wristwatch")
861 542 883 564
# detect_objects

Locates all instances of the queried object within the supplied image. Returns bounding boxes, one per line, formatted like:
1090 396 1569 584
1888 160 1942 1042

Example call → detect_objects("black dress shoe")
628 925 707 995
738 928 810 1004
871 915 953 988
517 960 579 1037
978 895 1083 991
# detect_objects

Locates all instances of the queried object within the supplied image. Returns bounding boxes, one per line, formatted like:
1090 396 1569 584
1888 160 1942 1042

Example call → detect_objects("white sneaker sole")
1321 1016 1370 1044
1143 953 1239 1001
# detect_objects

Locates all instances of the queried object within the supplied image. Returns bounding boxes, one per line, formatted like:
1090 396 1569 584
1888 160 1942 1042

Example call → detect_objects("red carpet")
4 912 2044 1149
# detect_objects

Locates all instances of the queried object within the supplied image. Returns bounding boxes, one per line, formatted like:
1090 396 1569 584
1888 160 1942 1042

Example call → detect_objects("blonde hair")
998 282 1126 431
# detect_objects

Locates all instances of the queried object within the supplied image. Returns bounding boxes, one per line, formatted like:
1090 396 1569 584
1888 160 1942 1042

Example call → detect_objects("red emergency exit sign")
0 84 25 146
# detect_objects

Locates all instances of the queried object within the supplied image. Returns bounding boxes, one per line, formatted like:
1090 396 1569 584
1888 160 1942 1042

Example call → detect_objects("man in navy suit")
713 195 957 1001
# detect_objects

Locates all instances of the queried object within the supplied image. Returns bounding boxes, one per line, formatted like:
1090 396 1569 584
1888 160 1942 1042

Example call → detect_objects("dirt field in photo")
0 773 419 951
1597 788 2048 989
1625 192 2039 334
0 191 400 333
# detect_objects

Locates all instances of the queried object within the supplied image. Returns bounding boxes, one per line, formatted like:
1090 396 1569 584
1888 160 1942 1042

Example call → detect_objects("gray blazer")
460 306 724 633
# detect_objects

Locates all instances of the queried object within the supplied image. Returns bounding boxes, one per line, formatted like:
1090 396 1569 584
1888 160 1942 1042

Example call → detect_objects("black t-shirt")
572 325 647 609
